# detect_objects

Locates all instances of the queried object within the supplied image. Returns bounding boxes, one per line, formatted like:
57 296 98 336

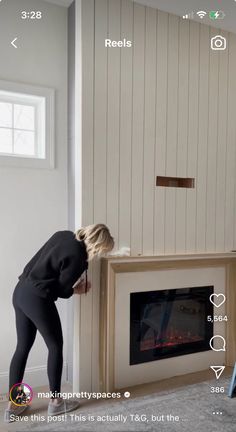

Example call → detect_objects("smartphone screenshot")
0 0 236 431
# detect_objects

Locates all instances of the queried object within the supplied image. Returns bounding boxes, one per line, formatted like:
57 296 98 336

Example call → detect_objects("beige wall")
76 0 236 391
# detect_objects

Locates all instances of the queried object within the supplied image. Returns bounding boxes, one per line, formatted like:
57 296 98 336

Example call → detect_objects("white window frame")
0 80 55 169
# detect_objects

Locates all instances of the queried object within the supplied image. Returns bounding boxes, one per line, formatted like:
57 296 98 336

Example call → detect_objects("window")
0 97 44 158
0 80 55 169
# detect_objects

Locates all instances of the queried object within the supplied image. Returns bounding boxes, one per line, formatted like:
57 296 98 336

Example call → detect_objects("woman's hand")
73 279 91 295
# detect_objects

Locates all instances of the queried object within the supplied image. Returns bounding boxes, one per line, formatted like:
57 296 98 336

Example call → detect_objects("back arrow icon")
11 37 18 48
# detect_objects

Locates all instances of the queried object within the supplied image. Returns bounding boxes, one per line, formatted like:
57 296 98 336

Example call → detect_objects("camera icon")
211 35 226 50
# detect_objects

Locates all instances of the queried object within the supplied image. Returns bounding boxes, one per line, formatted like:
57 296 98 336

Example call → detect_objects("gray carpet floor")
5 378 236 432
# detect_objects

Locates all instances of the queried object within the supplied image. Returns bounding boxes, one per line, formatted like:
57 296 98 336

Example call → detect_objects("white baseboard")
0 362 68 402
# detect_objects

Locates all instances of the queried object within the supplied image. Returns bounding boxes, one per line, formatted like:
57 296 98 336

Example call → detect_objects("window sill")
0 153 55 169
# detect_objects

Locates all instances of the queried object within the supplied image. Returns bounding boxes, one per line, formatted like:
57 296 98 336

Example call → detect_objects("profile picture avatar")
9 383 33 406
211 35 227 50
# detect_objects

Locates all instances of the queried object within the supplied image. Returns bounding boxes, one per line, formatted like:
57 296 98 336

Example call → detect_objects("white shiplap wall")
76 0 236 391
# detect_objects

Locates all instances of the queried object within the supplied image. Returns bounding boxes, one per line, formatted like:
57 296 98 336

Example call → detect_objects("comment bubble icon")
209 335 226 352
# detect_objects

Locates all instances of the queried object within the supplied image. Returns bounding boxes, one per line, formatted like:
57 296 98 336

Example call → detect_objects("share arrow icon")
210 366 225 379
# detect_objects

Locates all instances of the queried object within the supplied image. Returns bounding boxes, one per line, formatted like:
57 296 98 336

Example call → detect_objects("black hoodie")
18 231 88 300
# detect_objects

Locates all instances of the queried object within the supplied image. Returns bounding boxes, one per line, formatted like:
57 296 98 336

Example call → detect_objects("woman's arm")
57 255 88 298
73 278 91 295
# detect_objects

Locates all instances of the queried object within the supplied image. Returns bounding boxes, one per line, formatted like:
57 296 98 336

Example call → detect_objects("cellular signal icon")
182 12 194 19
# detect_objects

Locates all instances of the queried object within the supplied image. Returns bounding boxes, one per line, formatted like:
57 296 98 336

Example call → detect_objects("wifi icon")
197 10 207 19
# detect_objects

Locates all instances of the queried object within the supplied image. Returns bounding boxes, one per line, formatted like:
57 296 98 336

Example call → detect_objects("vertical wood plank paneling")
154 10 168 254
93 0 108 223
75 0 95 393
165 14 179 254
196 24 210 252
142 7 156 255
215 30 228 251
91 261 101 391
175 20 189 253
205 27 219 251
106 0 121 245
90 0 108 392
233 39 236 251
186 21 199 252
74 0 82 393
225 32 236 251
82 3 236 257
82 0 94 226
119 0 133 249
130 3 145 254
78 0 236 392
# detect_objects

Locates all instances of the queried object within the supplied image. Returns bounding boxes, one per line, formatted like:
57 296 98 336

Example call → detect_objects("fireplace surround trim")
100 253 236 392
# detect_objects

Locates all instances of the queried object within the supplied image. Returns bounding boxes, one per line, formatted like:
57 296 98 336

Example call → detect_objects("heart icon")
209 293 226 308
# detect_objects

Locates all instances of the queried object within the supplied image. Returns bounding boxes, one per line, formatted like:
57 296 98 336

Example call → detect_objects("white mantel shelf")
100 253 236 392
105 252 236 263
101 252 236 275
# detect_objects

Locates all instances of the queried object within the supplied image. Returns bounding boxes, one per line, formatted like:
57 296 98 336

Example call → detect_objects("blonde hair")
74 224 114 261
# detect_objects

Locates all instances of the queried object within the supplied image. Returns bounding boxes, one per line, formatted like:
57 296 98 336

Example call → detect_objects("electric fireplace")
130 286 214 365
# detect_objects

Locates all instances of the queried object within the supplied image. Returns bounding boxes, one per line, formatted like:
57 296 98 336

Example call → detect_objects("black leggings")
9 280 63 395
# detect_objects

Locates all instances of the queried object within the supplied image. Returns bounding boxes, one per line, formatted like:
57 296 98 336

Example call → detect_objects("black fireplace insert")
130 286 214 365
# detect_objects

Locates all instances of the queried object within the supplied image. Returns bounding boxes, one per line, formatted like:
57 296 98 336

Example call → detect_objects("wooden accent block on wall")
156 176 195 188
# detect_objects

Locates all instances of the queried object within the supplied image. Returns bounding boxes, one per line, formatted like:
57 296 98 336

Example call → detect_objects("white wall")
75 0 236 391
0 0 68 393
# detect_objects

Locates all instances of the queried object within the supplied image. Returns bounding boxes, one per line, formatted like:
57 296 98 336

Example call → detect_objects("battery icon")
209 11 225 20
